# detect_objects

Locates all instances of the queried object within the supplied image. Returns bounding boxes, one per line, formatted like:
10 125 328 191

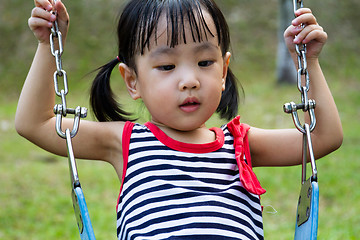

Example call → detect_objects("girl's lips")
179 97 200 113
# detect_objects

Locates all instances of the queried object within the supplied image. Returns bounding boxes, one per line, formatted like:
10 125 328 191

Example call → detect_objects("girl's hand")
284 8 327 60
28 0 69 44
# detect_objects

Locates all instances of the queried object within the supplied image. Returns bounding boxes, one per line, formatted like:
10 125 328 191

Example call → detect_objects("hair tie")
116 56 121 62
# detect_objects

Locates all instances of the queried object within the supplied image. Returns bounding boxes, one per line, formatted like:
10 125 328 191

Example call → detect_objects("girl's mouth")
179 97 200 113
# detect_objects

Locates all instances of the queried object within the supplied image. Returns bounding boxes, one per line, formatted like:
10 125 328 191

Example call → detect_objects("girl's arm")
15 0 124 176
249 8 343 167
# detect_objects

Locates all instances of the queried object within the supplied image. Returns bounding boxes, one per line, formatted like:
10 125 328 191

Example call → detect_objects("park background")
0 0 359 239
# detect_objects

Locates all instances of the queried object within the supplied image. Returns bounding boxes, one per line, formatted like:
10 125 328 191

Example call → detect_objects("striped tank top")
117 120 264 240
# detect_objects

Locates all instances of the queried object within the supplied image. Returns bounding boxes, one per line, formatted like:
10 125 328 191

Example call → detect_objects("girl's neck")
150 120 216 144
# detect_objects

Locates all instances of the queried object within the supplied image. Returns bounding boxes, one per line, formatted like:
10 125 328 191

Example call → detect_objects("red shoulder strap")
227 116 266 196
117 121 135 210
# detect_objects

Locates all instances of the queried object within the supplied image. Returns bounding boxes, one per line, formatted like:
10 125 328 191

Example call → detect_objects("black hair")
90 0 242 122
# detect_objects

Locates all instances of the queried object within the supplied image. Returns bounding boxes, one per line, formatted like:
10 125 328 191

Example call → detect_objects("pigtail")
216 67 243 120
90 58 135 122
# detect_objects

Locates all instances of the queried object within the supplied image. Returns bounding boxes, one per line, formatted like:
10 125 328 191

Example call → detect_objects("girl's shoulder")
226 115 251 139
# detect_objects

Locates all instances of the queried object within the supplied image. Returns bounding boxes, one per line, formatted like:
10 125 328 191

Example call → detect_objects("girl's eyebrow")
149 46 177 59
193 42 220 54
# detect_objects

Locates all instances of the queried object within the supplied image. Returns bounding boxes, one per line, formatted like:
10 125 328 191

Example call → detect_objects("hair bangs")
135 0 216 55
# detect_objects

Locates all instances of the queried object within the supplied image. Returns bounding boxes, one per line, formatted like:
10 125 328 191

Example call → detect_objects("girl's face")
122 10 230 131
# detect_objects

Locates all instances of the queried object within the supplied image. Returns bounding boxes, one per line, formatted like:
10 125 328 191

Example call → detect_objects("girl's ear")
119 63 141 100
222 52 231 91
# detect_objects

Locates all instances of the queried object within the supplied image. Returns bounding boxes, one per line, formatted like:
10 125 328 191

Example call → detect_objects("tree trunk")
277 0 297 84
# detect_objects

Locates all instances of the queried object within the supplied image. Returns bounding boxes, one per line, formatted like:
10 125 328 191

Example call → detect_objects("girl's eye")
156 65 175 71
198 60 214 67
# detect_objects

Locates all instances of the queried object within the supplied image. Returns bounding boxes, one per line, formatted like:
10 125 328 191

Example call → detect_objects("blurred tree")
277 0 296 84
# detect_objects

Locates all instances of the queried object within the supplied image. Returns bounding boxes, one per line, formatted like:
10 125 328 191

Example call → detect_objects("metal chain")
284 0 316 134
50 4 87 139
49 4 96 239
284 0 317 182
49 1 87 186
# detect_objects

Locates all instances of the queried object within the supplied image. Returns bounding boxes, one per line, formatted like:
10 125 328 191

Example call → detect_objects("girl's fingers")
34 0 53 11
29 6 56 32
293 24 324 44
29 0 62 43
284 8 327 58
31 6 56 22
54 0 69 25
28 16 52 30
302 29 327 45
32 0 69 35
292 13 317 27
294 7 312 17
289 8 326 44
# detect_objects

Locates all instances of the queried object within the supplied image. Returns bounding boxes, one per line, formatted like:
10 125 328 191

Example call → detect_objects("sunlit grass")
1 69 359 239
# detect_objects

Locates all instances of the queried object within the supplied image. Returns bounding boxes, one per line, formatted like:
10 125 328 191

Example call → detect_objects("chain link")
49 2 87 139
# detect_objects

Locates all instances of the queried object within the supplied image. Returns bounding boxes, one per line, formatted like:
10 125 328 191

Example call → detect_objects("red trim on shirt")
144 122 224 153
117 121 135 212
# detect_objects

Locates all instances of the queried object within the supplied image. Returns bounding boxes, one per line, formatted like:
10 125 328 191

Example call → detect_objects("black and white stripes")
117 122 263 240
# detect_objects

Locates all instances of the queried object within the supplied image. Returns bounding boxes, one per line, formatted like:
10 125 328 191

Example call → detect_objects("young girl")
17 0 342 239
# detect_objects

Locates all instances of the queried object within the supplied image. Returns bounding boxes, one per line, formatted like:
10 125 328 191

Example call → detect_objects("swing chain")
48 3 96 239
284 0 318 182
283 0 316 134
49 4 87 139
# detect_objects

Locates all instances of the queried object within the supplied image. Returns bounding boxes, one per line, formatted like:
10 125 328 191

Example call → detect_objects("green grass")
1 70 359 239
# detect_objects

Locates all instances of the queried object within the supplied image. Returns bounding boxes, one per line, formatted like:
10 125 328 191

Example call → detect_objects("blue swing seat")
72 185 96 240
294 178 319 240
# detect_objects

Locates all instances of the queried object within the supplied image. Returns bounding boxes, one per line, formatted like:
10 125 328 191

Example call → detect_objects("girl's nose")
179 72 200 91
